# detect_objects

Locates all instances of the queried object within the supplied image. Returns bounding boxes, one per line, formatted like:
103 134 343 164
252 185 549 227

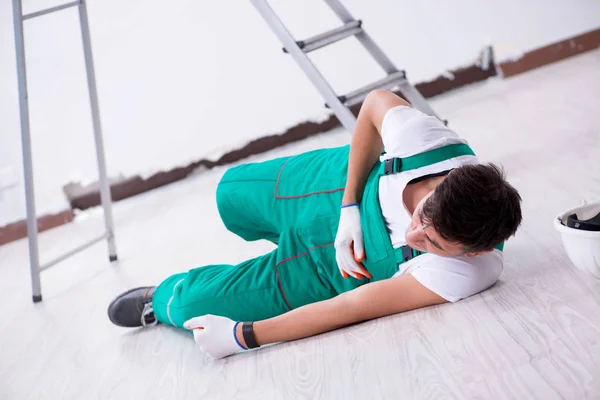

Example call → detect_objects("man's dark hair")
421 163 522 253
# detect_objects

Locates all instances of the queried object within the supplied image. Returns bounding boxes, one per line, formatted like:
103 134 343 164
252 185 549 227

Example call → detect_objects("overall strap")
380 143 475 176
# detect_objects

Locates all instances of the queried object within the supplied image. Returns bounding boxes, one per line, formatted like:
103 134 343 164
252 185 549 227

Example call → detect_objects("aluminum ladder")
12 0 117 303
251 0 441 133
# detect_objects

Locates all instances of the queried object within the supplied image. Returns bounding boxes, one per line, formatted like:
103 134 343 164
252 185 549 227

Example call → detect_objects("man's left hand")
184 315 246 359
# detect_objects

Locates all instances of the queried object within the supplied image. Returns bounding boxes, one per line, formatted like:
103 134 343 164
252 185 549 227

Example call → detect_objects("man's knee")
215 166 280 242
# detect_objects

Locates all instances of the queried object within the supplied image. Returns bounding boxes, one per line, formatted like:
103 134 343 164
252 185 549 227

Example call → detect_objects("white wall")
1 0 599 227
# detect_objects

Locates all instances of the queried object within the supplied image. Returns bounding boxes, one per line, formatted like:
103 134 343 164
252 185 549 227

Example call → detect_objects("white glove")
184 315 246 359
334 204 371 280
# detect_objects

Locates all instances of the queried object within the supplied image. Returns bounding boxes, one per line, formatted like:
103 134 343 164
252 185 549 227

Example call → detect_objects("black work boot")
108 286 158 328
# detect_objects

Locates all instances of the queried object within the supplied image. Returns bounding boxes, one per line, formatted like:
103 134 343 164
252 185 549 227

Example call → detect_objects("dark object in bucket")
567 211 600 231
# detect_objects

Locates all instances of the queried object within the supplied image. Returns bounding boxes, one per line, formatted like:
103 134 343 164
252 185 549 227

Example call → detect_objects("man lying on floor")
107 89 522 359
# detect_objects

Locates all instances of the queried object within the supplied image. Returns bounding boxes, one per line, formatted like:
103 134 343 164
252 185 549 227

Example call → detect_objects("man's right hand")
334 204 372 280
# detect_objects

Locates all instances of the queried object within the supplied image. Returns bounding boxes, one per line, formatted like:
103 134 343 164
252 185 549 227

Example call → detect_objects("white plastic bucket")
554 199 600 278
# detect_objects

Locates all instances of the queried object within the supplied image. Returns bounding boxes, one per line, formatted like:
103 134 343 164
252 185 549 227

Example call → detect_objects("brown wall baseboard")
2 27 599 247
498 28 600 78
66 116 344 210
0 210 73 247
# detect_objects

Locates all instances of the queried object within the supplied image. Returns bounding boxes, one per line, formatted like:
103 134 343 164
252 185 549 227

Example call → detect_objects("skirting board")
498 28 600 78
1 27 599 247
0 210 73 247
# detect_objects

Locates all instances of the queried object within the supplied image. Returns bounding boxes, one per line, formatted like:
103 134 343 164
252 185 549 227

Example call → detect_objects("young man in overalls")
107 90 522 359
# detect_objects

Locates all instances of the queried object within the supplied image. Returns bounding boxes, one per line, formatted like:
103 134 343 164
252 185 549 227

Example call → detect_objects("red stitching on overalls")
274 157 345 199
275 243 335 310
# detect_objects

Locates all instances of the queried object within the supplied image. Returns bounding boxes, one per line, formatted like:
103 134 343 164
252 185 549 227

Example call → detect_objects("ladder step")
283 20 362 54
22 1 80 21
326 70 407 108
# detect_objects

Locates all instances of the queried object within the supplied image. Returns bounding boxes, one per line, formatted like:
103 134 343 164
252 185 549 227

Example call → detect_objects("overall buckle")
401 245 423 262
383 158 402 175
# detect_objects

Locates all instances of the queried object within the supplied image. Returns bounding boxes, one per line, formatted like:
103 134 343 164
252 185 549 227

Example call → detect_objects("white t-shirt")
378 106 503 303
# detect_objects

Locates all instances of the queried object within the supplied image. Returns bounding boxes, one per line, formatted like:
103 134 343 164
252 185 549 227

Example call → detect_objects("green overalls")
152 143 496 327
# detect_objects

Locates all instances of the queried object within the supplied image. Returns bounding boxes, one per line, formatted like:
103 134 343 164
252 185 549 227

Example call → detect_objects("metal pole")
324 0 440 119
12 0 43 303
40 232 108 271
396 82 441 120
325 0 398 75
251 0 357 133
23 1 80 20
78 0 118 261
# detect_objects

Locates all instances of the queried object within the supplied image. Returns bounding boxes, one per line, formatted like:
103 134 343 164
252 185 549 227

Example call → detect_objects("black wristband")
242 321 259 349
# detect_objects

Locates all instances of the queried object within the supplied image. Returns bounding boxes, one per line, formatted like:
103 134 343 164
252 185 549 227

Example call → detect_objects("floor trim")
0 210 73 247
498 28 600 78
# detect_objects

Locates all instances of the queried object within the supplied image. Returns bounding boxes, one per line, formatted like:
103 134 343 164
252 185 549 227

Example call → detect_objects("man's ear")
464 249 493 258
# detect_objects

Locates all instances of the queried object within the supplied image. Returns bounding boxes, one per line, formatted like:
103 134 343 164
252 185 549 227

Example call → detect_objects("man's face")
405 192 467 258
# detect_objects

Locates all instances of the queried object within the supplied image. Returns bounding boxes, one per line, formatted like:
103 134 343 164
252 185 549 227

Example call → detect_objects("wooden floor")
1 50 600 400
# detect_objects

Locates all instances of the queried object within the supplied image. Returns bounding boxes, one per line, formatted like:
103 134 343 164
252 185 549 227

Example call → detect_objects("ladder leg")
325 0 440 119
13 0 43 303
251 0 357 132
396 82 441 120
78 0 118 261
325 0 398 74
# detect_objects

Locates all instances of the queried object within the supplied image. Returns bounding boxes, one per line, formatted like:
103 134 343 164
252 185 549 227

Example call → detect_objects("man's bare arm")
239 274 447 347
342 89 411 205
